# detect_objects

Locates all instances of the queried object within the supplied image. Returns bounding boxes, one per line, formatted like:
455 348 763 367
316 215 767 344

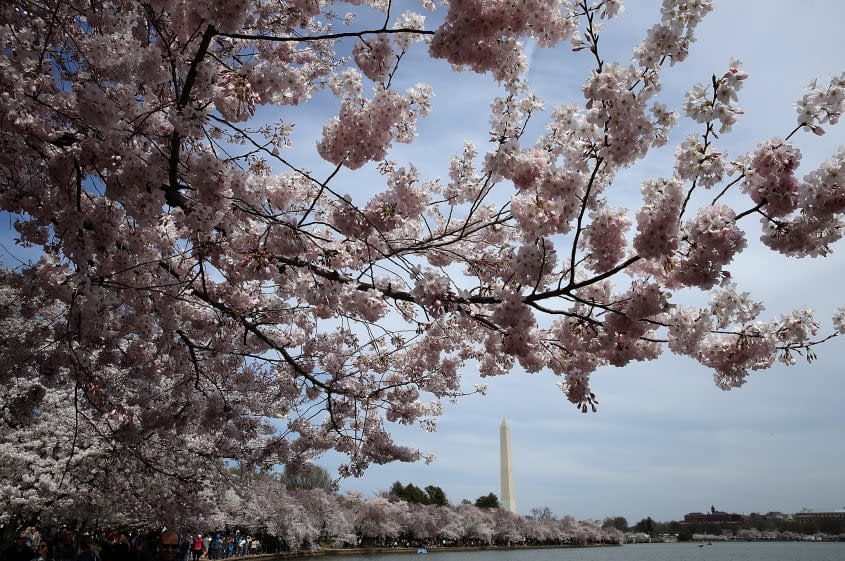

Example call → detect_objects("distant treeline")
602 515 845 540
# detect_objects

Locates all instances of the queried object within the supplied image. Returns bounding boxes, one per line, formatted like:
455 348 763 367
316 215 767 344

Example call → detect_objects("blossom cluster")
353 34 394 83
666 306 712 357
683 58 747 133
214 70 261 121
698 325 776 389
795 72 845 135
507 239 557 286
800 146 845 220
759 146 845 257
633 177 684 259
739 138 802 217
674 133 726 187
709 283 764 329
672 205 747 289
392 10 428 51
582 63 660 165
603 281 668 340
317 85 431 169
362 165 430 233
580 205 630 273
443 141 481 204
490 290 541 370
634 0 714 68
429 0 577 82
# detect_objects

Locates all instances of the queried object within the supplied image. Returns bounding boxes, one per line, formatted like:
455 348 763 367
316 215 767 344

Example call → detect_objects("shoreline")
264 543 617 559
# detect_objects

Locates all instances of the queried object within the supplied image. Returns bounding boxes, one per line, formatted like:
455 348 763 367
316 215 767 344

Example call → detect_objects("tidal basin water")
328 542 845 561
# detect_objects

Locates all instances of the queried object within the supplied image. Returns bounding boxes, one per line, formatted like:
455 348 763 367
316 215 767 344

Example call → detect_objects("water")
326 542 845 561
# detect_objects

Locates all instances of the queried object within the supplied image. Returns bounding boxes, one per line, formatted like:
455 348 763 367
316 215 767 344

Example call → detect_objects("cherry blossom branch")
785 122 806 141
779 332 839 350
679 118 716 221
734 201 767 221
57 374 81 488
527 299 602 326
194 287 335 394
568 157 605 285
216 27 433 43
579 0 604 73
710 174 744 205
530 255 643 302
165 24 217 208
205 115 419 262
298 162 344 227
176 330 209 392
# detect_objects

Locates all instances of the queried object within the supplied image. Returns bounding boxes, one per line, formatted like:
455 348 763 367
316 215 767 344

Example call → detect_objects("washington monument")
500 418 516 513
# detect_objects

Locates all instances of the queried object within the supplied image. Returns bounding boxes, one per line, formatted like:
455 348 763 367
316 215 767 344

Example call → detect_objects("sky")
3 0 845 526
316 0 845 524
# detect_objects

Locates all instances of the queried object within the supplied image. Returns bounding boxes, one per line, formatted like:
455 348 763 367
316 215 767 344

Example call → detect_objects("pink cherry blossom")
1 0 844 528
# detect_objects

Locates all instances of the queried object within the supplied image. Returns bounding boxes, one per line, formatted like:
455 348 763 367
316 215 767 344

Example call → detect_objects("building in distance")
793 509 845 521
683 505 743 524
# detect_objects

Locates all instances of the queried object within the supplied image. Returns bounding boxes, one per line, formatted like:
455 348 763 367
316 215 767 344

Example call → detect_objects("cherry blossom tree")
294 487 356 546
394 504 424 541
490 507 525 544
341 493 628 547
0 273 228 528
350 495 406 544
221 473 357 550
432 504 467 542
2 0 845 524
523 515 558 543
338 494 627 547
457 503 495 543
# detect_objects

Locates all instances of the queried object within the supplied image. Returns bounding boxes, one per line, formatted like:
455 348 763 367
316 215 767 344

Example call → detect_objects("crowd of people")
0 528 267 561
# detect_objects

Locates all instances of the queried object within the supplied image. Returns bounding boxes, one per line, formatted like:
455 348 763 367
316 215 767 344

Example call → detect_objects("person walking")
110 534 134 561
155 533 179 561
32 542 50 561
75 536 100 561
190 537 202 561
2 532 34 561
52 530 76 561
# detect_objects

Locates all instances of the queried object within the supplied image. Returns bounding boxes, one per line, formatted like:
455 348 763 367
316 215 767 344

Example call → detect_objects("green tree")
677 527 694 541
403 483 429 504
474 492 500 509
280 462 333 490
633 517 656 535
602 516 629 531
659 520 691 540
425 485 448 506
389 481 405 498
388 481 435 504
